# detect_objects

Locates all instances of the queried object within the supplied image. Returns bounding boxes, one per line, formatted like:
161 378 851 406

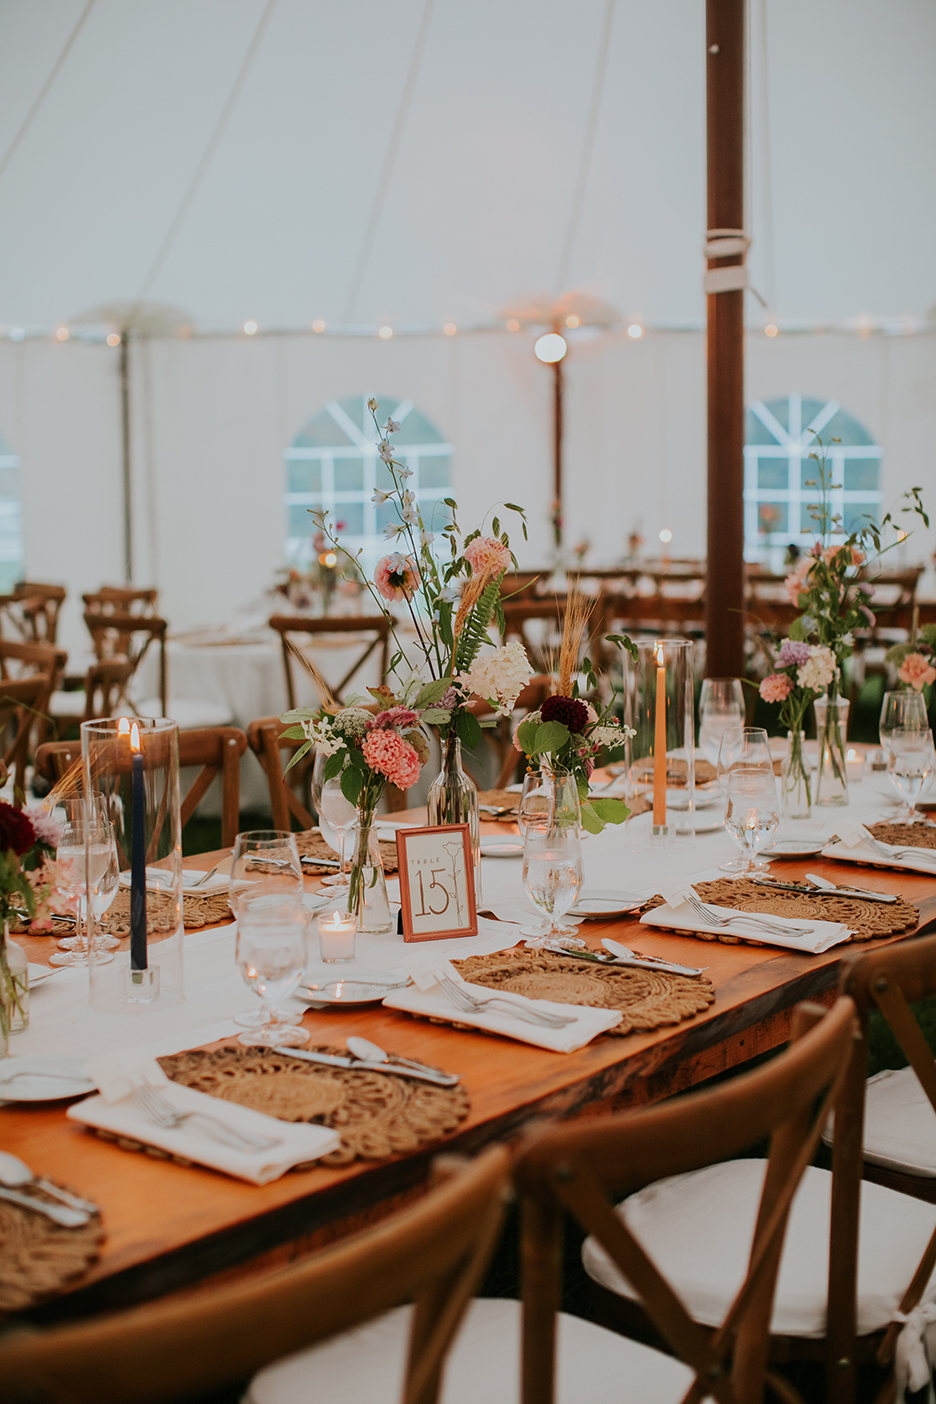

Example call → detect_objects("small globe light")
506 318 520 332
627 323 643 339
312 319 326 333
565 314 580 328
56 326 69 341
443 322 457 336
378 325 393 339
243 320 258 335
106 332 121 347
765 323 779 337
534 332 567 364
321 551 338 567
659 529 673 544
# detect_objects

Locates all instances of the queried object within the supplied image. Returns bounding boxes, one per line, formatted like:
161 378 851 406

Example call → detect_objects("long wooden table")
6 830 936 1324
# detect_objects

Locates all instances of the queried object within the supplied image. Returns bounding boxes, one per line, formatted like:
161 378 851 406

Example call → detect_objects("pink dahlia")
464 535 511 579
371 706 419 730
759 673 793 703
374 553 420 603
783 557 812 605
362 729 422 788
898 652 936 692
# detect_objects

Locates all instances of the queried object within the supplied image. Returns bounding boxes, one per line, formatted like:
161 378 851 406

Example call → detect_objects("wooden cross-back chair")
515 997 858 1404
36 727 248 847
83 610 168 717
0 1146 511 1404
247 715 315 832
0 582 67 644
0 640 66 748
499 597 568 673
50 657 135 731
269 614 391 709
82 586 159 617
0 674 53 804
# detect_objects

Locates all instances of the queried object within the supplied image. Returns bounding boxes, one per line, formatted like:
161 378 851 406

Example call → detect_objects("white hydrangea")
797 644 835 693
459 640 534 716
301 715 341 756
591 722 635 749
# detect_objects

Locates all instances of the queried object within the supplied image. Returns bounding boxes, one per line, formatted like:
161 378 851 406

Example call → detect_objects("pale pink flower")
361 729 422 788
783 557 812 605
759 673 793 703
851 547 866 566
26 854 76 933
23 807 63 848
374 553 420 603
464 536 511 578
898 652 936 692
370 706 419 730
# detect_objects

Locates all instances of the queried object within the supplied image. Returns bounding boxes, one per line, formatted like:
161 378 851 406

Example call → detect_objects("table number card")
396 824 478 942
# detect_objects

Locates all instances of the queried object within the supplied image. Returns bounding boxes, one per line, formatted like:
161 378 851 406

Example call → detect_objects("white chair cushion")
245 1297 694 1404
860 1066 936 1178
49 689 87 718
582 1160 936 1339
134 698 234 729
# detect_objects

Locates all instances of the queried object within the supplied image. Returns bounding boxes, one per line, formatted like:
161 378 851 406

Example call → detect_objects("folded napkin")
119 866 230 897
823 825 936 877
382 961 621 1052
67 1054 340 1184
640 881 852 954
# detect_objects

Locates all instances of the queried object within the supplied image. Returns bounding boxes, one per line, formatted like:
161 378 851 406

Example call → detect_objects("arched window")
743 393 882 567
284 396 453 571
0 433 24 592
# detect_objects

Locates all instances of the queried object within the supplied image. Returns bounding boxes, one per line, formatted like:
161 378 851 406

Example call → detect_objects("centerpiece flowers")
884 628 936 696
758 641 836 817
0 803 71 1051
781 434 928 804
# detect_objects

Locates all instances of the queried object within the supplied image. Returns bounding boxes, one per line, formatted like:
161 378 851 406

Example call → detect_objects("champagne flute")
49 818 117 966
887 727 936 821
519 820 584 940
698 678 745 766
230 830 305 1029
724 768 780 877
315 776 360 891
880 691 928 755
716 727 773 872
235 901 310 1048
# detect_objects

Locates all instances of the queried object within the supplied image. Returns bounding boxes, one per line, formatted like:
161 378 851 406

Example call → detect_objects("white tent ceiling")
0 0 934 336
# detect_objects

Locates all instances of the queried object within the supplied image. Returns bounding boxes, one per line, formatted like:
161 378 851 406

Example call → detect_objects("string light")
443 322 457 336
55 326 69 341
243 320 258 335
312 319 326 333
378 325 393 339
565 315 580 328
506 319 520 332
659 529 673 543
534 332 567 364
765 323 778 337
106 332 121 347
627 323 643 339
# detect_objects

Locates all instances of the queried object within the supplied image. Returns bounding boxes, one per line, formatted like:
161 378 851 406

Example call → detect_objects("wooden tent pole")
553 355 564 552
704 0 746 676
119 332 133 583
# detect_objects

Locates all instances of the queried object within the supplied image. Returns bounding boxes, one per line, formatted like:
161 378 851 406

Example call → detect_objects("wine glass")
314 769 360 891
517 769 549 833
49 817 117 966
698 678 745 766
229 831 305 1028
716 727 773 871
235 901 310 1048
887 727 936 821
724 768 780 877
880 691 928 754
519 820 584 941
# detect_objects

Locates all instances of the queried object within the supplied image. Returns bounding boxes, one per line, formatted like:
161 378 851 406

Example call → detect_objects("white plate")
760 840 827 858
480 838 524 858
298 969 410 1006
568 889 646 918
0 1055 94 1101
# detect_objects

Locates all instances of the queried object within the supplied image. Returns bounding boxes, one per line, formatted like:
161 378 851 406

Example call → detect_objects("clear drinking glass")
698 678 745 766
313 752 359 891
887 727 936 820
724 768 780 877
49 817 117 967
716 727 773 872
880 691 928 754
54 796 119 953
520 820 584 940
229 830 305 1029
235 901 310 1048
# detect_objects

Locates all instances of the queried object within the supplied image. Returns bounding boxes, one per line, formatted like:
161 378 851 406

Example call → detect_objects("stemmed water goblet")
229 830 306 1029
716 727 773 871
724 767 780 877
312 751 359 890
235 900 310 1048
519 819 584 941
886 727 936 821
698 678 745 766
880 692 928 756
49 810 118 967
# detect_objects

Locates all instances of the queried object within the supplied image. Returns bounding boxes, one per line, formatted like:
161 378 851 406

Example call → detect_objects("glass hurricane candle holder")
83 717 184 1011
623 639 695 847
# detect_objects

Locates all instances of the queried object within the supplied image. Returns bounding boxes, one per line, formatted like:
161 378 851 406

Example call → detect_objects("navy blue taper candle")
129 722 147 971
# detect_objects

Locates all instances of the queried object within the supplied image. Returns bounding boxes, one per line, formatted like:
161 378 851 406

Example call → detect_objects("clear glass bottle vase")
814 689 850 808
0 921 28 1054
346 809 393 935
427 732 481 904
780 731 812 819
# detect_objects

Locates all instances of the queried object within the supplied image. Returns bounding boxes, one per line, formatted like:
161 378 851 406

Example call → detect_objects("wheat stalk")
557 591 593 696
285 636 340 709
451 573 488 649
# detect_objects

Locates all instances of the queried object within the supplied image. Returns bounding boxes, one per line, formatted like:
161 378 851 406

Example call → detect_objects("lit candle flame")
130 722 141 754
654 642 665 667
117 717 130 736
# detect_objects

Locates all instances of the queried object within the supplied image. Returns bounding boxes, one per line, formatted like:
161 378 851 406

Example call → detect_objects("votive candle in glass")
845 748 865 784
317 909 356 963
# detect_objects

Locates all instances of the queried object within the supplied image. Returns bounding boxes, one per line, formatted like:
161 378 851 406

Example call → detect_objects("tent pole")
553 355 563 553
119 332 133 583
704 0 745 677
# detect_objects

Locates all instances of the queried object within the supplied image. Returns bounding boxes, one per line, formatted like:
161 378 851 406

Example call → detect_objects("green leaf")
516 717 539 753
340 767 363 806
533 721 570 754
278 724 307 741
283 739 312 773
605 632 638 663
788 616 808 641
454 708 483 750
587 797 630 824
346 744 368 770
420 708 451 725
323 751 346 781
415 677 452 708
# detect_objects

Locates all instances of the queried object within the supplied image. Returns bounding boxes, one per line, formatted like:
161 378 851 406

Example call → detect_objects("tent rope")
341 0 436 324
554 0 616 299
0 0 97 185
132 0 277 312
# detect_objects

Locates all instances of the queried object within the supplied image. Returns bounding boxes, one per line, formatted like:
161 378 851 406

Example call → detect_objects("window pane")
287 460 321 494
287 504 314 537
843 459 879 491
332 502 364 536
757 503 786 534
418 454 452 489
334 457 363 492
757 459 788 490
844 502 878 533
799 501 823 533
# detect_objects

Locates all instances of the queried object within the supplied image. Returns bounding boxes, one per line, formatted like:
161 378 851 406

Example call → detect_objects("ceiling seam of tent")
553 0 616 300
0 0 96 185
757 0 777 317
341 0 437 325
130 0 277 318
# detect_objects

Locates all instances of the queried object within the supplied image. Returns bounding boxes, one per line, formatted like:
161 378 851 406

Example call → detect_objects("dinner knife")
544 942 706 977
749 876 896 904
272 1046 460 1088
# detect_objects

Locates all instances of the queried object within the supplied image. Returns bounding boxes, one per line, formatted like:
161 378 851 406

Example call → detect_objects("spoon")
803 872 897 904
0 1151 99 1215
189 860 222 888
601 938 708 977
345 1036 457 1080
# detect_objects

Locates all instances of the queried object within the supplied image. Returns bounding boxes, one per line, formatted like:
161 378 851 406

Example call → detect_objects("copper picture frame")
396 823 478 942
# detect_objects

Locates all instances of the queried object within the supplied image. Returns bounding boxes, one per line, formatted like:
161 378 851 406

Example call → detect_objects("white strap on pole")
703 227 751 295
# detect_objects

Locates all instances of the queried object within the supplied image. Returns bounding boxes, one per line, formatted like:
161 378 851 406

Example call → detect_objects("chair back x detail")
84 610 168 717
269 613 391 709
247 714 315 832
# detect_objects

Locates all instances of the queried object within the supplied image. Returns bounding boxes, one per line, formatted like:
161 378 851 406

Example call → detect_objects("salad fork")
132 1082 280 1153
435 972 575 1028
683 889 814 938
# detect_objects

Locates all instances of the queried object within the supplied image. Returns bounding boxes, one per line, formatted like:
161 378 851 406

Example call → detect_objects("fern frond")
453 577 501 673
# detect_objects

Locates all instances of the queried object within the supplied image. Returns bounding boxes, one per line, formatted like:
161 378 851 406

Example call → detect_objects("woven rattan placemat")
0 1184 103 1314
868 822 936 851
295 829 399 875
451 949 714 1036
156 1044 468 1166
630 757 717 788
99 889 231 935
643 877 918 944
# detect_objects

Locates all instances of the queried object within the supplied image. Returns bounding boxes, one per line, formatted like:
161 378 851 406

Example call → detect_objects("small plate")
298 969 410 1007
480 838 524 858
760 840 827 859
0 1055 94 1102
568 889 646 919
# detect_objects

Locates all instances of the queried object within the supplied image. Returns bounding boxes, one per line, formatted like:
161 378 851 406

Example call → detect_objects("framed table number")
396 824 478 942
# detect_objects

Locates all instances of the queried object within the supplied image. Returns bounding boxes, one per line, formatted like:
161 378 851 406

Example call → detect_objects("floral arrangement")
758 641 837 810
274 529 363 616
884 628 936 694
0 803 71 1045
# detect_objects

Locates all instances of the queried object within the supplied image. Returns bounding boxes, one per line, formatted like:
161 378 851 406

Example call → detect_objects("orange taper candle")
653 641 667 825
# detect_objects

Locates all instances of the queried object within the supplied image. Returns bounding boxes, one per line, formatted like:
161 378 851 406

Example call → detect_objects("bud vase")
780 731 812 820
0 921 28 1054
347 807 393 935
814 689 850 807
427 732 481 903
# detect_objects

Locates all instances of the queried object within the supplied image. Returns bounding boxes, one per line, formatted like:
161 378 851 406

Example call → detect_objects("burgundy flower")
541 694 589 733
0 802 36 856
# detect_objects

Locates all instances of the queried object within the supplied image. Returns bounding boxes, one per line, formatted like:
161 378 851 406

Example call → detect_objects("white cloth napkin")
382 961 621 1052
823 825 936 877
67 1055 340 1184
119 866 230 896
640 882 852 954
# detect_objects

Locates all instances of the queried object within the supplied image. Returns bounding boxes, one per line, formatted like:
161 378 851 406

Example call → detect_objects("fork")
131 1082 281 1153
683 889 814 938
435 972 576 1028
861 831 936 864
